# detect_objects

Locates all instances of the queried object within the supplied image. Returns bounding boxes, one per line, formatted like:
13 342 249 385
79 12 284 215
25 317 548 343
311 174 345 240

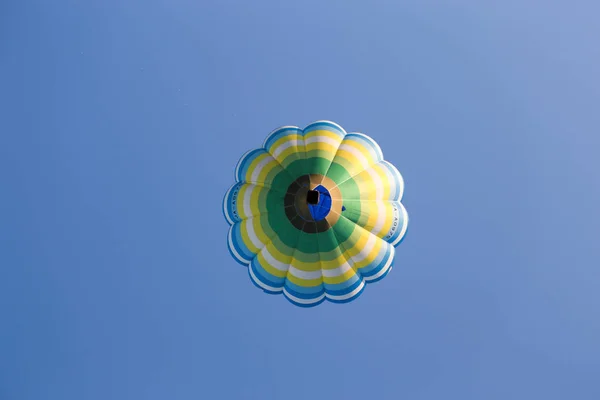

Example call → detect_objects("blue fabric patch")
308 185 332 221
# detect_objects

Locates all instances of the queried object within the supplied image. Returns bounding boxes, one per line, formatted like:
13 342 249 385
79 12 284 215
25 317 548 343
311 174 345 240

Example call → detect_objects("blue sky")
2 1 599 399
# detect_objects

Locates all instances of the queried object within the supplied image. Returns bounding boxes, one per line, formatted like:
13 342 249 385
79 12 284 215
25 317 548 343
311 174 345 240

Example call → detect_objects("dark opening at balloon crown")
306 190 320 205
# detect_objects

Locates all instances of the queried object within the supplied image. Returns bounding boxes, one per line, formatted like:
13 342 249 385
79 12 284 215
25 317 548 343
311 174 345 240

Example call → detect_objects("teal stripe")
264 127 303 150
235 149 264 182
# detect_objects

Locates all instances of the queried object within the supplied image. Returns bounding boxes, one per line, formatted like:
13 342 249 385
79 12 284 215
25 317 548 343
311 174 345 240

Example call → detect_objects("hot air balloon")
223 121 408 307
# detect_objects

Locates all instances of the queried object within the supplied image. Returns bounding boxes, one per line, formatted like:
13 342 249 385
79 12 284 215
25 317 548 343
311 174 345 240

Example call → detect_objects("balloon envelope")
223 121 408 307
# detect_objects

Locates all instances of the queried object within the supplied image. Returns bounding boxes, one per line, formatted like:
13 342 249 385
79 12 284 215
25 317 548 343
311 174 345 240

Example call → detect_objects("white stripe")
283 288 325 305
278 251 352 280
349 132 383 159
234 149 253 181
366 166 384 199
371 201 386 235
249 155 272 182
381 162 397 200
308 120 347 137
261 247 290 272
304 135 339 147
272 138 301 159
325 280 365 301
249 264 282 292
321 262 353 277
339 143 370 170
242 184 254 219
351 233 377 264
262 125 300 147
245 218 263 250
286 260 354 280
364 248 394 282
289 266 321 280
383 161 404 201
228 226 250 264
287 259 363 280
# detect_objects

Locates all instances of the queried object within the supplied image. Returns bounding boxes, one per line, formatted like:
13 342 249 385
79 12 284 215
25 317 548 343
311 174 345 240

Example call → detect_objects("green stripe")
325 162 351 184
302 155 332 176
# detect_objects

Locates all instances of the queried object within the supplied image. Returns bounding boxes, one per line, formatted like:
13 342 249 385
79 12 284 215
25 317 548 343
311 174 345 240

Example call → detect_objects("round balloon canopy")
223 121 408 307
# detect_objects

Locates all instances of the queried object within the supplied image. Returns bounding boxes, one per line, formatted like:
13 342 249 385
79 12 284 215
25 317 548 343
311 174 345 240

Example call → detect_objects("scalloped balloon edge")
223 120 408 307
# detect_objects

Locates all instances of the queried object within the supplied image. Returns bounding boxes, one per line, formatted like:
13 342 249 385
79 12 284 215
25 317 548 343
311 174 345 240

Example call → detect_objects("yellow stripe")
268 236 295 262
323 268 357 285
304 141 338 156
276 146 303 168
269 134 304 152
335 228 384 271
239 217 272 254
362 204 380 234
237 184 249 220
254 155 279 184
323 138 376 177
335 148 371 176
287 257 322 287
356 170 377 196
244 152 268 181
285 274 323 287
373 164 392 199
286 254 321 272
349 164 393 200
249 185 263 217
339 229 369 258
256 237 295 279
235 184 268 220
354 239 384 270
304 129 341 141
255 250 288 279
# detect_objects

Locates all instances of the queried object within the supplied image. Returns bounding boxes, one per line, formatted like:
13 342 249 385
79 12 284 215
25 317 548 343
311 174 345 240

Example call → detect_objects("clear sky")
2 1 599 399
